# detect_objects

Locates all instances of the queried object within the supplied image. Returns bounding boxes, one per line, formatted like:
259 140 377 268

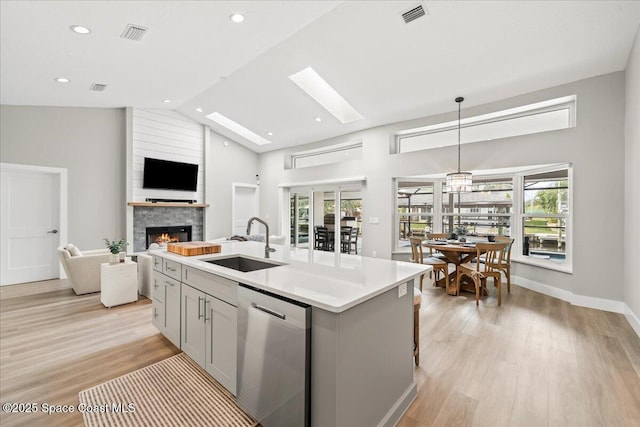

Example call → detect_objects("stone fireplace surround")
132 206 203 252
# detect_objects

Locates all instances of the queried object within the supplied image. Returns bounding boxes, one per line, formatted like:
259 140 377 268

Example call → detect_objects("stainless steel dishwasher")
237 284 311 427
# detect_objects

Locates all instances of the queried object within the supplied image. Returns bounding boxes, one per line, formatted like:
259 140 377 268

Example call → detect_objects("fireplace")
146 226 192 248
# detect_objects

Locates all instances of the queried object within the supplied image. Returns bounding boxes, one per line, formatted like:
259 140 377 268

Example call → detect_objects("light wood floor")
1 279 639 426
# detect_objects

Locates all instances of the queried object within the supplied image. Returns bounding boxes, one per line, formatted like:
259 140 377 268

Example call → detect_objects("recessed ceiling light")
54 77 70 83
230 13 245 23
315 117 322 122
289 66 364 124
267 132 273 136
163 99 171 103
206 112 271 146
195 107 203 113
69 25 91 35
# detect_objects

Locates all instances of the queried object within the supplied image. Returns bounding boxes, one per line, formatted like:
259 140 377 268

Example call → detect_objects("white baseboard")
624 304 640 337
511 275 639 338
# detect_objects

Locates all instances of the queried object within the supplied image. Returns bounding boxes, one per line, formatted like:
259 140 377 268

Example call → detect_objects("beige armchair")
58 245 111 295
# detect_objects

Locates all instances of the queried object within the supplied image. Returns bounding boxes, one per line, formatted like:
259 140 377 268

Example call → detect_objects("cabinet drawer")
183 266 238 306
152 255 163 272
163 259 182 281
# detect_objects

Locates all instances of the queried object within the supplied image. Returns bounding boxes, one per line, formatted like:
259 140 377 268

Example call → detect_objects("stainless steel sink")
204 256 282 272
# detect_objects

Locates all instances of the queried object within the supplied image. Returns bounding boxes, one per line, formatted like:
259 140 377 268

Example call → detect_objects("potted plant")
104 238 128 263
454 225 468 242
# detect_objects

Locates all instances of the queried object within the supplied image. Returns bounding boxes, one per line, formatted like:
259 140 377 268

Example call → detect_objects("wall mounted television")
143 157 199 192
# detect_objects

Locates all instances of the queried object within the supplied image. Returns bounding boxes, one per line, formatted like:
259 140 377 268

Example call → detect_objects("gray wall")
206 130 259 239
0 105 126 250
259 72 626 302
625 28 640 322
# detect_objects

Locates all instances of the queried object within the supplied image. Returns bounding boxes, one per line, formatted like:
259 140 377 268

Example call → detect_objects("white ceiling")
2 1 639 153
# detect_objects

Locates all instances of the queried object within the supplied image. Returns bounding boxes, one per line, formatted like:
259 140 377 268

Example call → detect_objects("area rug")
78 352 258 427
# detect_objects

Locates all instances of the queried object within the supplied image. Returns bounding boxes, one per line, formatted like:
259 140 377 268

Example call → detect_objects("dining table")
422 240 487 296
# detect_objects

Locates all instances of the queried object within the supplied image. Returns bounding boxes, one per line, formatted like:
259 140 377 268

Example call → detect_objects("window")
521 169 569 262
290 141 362 169
441 178 513 237
396 95 576 154
396 181 434 248
393 164 572 272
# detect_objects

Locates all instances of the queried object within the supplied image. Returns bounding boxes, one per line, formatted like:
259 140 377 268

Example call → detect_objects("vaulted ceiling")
2 1 639 153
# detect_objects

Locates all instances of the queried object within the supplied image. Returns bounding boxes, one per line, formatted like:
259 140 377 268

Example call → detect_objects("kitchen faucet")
246 217 276 259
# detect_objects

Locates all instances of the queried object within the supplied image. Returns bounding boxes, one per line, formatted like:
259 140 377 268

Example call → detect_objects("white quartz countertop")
150 241 430 313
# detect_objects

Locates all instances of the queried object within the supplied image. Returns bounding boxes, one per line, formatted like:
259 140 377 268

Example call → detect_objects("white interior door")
1 166 63 285
232 184 259 236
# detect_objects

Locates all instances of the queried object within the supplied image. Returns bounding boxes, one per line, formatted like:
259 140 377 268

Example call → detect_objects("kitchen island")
150 240 428 427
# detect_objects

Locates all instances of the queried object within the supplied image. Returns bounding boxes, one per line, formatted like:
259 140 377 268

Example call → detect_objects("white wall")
131 108 204 202
206 131 259 239
0 105 125 250
624 27 640 330
259 72 626 304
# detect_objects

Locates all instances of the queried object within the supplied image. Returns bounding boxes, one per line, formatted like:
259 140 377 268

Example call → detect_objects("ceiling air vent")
401 4 426 24
121 24 148 41
89 83 107 92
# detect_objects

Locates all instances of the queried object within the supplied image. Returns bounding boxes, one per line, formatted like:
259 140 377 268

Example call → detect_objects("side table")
101 260 138 308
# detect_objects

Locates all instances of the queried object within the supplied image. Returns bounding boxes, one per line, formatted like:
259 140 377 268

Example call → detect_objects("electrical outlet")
372 250 377 257
398 283 407 298
369 217 379 224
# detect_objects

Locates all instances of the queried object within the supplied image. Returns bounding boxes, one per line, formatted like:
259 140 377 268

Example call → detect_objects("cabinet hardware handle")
154 282 158 289
185 270 188 280
204 300 210 322
197 296 203 319
153 307 157 318
251 302 286 320
165 281 174 287
166 265 175 272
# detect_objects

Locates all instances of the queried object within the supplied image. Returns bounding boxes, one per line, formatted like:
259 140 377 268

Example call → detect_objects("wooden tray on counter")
167 242 221 256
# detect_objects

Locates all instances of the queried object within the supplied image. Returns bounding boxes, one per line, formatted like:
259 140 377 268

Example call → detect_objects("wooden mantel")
128 202 209 208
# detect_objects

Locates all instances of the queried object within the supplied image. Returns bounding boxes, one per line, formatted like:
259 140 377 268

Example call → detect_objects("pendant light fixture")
445 96 473 193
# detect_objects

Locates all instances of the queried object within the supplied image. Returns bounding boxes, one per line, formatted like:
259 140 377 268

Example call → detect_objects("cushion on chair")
64 244 83 257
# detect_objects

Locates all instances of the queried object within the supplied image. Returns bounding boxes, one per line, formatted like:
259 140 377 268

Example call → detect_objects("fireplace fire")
146 226 192 248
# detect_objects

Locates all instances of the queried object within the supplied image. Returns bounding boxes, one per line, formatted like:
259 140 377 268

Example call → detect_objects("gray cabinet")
151 271 181 348
181 282 238 395
181 282 207 366
206 296 237 394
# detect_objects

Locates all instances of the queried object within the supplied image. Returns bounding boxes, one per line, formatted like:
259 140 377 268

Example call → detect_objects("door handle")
47 229 58 234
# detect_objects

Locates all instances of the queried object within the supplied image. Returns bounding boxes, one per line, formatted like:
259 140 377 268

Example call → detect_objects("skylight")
288 67 363 124
206 112 271 146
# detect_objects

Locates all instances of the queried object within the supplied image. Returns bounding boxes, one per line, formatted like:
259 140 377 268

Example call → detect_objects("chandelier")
444 96 472 193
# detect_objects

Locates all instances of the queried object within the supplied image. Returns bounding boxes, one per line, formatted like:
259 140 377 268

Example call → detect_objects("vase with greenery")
104 238 128 263
454 226 468 242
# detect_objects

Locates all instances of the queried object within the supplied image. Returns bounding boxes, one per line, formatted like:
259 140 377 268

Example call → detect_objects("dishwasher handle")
251 302 286 320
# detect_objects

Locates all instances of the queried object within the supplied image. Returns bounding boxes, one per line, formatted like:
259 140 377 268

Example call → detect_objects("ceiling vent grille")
121 24 148 41
90 83 107 92
402 4 426 24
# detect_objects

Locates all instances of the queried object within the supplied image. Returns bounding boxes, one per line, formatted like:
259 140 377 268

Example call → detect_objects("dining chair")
426 232 450 260
413 286 421 366
348 227 359 254
315 226 330 251
494 236 514 293
457 242 507 306
409 237 448 291
340 226 353 253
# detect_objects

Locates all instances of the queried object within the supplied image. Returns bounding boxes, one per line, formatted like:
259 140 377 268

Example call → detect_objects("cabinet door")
181 284 206 366
151 271 164 302
152 297 165 332
205 296 238 395
164 278 181 348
